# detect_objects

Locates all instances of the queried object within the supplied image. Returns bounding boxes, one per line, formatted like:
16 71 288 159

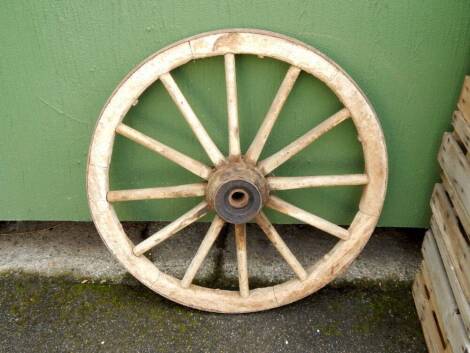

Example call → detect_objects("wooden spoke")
267 174 368 191
107 183 206 202
258 108 351 174
116 123 212 179
224 53 241 157
255 212 307 281
159 72 225 166
267 196 349 240
181 216 225 288
245 66 301 163
235 223 249 297
133 201 209 256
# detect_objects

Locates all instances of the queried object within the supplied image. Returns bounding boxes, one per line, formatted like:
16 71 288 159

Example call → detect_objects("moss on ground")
0 274 425 353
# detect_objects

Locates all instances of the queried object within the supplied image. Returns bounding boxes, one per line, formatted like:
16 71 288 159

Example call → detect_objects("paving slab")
0 222 423 287
219 224 422 286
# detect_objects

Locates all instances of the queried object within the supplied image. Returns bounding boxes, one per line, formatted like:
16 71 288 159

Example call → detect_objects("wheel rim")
87 29 388 313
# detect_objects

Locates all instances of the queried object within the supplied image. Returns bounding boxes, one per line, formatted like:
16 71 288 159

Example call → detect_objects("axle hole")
232 192 244 200
228 189 249 208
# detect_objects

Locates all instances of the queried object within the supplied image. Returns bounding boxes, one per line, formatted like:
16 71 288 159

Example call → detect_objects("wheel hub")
207 162 268 224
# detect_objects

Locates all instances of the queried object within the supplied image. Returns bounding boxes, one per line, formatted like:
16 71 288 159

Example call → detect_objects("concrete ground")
0 221 423 286
0 221 426 352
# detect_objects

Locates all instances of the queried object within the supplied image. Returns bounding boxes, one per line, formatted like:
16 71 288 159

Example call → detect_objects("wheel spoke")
133 201 209 256
107 183 206 202
255 212 307 281
267 196 349 240
245 66 301 163
267 174 368 190
258 108 351 174
224 53 241 158
181 216 225 288
116 123 212 179
160 72 225 166
235 223 249 297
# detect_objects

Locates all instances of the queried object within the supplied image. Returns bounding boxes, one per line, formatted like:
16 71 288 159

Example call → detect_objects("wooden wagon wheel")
87 29 387 313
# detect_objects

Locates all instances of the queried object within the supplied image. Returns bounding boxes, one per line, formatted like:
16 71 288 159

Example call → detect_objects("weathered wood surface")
116 123 213 179
413 265 451 353
430 184 470 302
452 110 470 157
224 53 241 158
430 186 470 337
133 201 209 256
431 216 470 339
245 65 301 163
255 212 308 281
420 233 470 353
159 72 226 166
258 108 351 175
234 223 249 298
267 195 349 240
180 216 225 288
457 76 470 121
438 133 470 238
267 174 369 190
107 183 206 202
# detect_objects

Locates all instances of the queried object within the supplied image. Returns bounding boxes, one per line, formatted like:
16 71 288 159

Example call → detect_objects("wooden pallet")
457 76 470 123
414 76 470 353
439 132 470 239
438 77 470 240
413 233 469 353
413 263 450 353
453 110 470 156
430 184 470 336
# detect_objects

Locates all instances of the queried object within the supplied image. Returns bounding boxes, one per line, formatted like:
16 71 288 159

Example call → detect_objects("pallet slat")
457 76 470 121
421 232 470 353
413 268 450 353
430 219 470 338
438 133 470 238
430 184 470 301
452 110 470 155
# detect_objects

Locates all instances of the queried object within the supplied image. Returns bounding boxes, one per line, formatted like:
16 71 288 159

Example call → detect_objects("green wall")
1 1 469 227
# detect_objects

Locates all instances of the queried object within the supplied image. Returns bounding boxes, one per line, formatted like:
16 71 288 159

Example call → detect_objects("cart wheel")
87 29 387 313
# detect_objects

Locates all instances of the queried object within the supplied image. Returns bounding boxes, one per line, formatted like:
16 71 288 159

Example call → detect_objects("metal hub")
207 162 268 224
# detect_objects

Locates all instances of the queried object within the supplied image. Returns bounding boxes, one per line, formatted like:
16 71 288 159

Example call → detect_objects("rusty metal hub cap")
207 161 268 224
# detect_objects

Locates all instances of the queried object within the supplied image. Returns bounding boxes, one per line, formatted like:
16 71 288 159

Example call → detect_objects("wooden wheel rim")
87 29 388 313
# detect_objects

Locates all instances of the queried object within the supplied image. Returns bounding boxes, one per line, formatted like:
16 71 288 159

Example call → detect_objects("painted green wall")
1 1 469 227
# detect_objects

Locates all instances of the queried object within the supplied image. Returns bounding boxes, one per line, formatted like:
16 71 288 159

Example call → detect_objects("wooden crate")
457 76 470 122
430 184 470 336
452 110 470 156
413 263 450 353
438 132 470 238
414 76 470 353
413 233 469 353
444 76 470 238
